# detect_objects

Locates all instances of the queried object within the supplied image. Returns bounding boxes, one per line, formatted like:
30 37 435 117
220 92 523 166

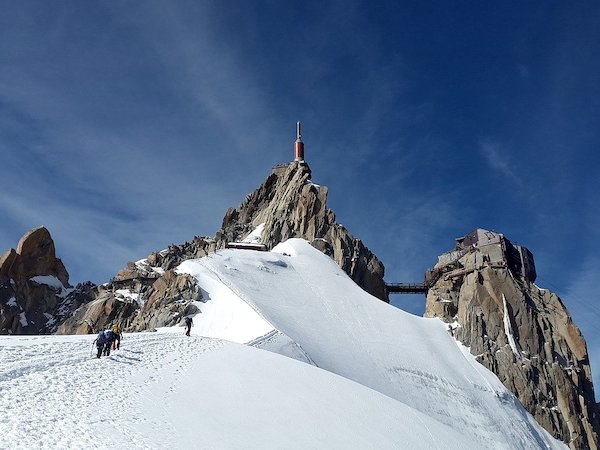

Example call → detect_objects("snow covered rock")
58 270 202 334
425 231 599 449
56 285 138 335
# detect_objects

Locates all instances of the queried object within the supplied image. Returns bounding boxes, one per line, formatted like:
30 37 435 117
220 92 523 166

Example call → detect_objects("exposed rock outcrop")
0 227 96 334
58 269 201 336
128 271 201 331
215 161 387 300
425 229 599 449
57 243 209 334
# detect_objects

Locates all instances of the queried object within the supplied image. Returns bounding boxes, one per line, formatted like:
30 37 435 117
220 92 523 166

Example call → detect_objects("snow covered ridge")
1 239 565 449
172 238 565 449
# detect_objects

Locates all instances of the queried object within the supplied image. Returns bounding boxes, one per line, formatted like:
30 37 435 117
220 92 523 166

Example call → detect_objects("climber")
103 329 115 356
184 316 193 337
93 330 106 359
111 323 121 350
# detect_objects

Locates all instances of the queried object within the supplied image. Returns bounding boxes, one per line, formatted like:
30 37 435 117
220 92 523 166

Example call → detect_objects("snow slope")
1 334 476 449
175 239 565 449
0 238 565 449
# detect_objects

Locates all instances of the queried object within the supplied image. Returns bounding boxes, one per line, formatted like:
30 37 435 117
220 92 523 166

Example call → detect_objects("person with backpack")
93 330 106 359
184 316 193 337
103 329 115 356
111 323 121 350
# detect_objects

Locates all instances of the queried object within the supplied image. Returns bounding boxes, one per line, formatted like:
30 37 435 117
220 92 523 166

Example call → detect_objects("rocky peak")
216 161 387 300
0 227 95 334
58 161 387 336
15 226 70 286
425 228 599 449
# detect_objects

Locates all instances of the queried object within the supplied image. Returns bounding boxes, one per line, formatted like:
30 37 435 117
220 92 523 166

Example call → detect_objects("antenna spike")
294 121 305 162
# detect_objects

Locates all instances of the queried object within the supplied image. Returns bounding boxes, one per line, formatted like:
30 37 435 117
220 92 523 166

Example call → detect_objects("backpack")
112 324 119 334
97 331 106 346
104 330 114 341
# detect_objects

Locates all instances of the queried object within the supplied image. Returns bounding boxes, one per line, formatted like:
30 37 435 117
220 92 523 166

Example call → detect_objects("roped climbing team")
93 324 122 359
92 316 194 359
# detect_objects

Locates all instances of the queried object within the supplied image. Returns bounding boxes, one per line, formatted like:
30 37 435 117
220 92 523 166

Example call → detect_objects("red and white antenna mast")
294 121 305 162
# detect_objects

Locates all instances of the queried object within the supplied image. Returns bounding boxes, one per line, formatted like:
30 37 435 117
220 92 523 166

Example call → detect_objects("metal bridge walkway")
386 283 428 294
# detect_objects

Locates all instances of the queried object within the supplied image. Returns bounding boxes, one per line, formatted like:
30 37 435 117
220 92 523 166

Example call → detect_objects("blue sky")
2 1 600 386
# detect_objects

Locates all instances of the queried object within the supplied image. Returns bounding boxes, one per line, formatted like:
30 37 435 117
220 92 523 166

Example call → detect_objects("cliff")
424 228 599 449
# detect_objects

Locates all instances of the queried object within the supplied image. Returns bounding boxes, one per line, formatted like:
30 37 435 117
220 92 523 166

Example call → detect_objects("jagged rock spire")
216 161 387 300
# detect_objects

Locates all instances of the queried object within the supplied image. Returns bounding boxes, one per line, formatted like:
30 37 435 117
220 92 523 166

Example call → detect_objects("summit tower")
294 121 304 162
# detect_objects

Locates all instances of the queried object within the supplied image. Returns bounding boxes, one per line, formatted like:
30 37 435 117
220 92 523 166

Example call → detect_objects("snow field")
0 238 567 449
176 239 565 449
0 333 478 450
0 333 225 449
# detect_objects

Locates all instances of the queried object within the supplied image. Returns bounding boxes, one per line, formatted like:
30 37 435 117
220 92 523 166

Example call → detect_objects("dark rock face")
0 227 96 334
57 257 204 335
425 231 599 449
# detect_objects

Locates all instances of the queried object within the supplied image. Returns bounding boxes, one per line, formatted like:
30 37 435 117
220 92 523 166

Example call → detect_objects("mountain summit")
1 155 597 449
215 161 387 300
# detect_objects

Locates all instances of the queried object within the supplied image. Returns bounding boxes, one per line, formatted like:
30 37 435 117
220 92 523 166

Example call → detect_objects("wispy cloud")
0 2 292 282
479 140 523 187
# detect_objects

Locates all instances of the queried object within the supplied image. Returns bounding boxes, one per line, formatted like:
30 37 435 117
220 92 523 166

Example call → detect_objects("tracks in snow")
0 334 226 450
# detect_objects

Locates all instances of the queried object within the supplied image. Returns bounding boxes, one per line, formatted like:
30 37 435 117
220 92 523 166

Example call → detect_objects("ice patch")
18 312 28 327
242 223 265 244
448 321 462 335
503 294 521 357
135 258 165 275
30 275 65 290
44 313 56 326
30 275 72 298
115 289 140 303
7 297 17 307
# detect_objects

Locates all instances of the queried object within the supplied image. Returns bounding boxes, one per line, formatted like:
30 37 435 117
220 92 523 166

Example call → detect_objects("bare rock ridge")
56 161 387 334
0 227 95 334
424 228 599 450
